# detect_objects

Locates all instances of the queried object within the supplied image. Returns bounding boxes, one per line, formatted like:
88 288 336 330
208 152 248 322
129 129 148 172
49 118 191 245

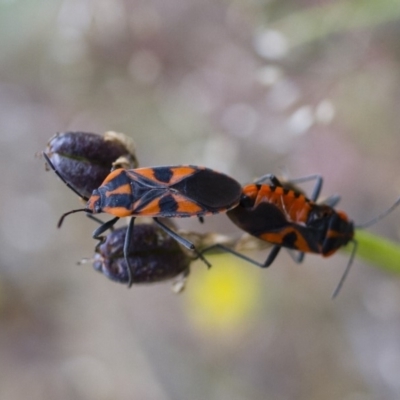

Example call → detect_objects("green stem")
345 229 400 273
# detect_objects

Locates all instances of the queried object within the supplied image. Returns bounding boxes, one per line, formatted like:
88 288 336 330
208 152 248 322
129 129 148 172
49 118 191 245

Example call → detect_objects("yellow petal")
185 254 262 335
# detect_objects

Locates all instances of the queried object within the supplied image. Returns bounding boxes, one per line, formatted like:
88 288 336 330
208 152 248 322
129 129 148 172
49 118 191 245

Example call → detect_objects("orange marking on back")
242 184 261 200
168 167 197 185
291 229 315 253
322 248 339 257
132 198 162 216
260 227 317 253
326 230 342 239
254 185 312 224
102 206 133 217
285 194 311 223
129 166 199 185
175 196 203 214
326 228 353 241
105 184 131 196
336 210 350 222
132 168 156 181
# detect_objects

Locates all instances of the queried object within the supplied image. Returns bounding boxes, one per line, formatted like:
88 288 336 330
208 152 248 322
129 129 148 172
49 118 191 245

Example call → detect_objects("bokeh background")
1 0 400 399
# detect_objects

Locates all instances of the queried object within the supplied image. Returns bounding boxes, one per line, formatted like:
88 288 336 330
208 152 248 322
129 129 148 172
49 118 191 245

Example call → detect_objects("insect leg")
322 194 341 208
285 174 323 201
153 217 212 268
87 214 116 253
91 216 120 264
254 174 283 186
331 239 357 299
200 244 265 267
92 216 120 240
263 245 282 266
86 214 115 230
256 173 324 202
356 196 400 229
124 217 135 287
200 243 282 268
286 249 305 264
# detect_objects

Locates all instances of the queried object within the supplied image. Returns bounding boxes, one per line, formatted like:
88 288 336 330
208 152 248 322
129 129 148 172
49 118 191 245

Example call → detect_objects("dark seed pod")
44 131 139 199
93 224 191 285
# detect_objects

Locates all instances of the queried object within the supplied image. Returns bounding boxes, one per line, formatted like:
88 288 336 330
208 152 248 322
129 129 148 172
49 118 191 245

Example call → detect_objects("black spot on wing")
287 224 322 253
158 194 179 214
133 189 164 213
170 169 241 210
132 190 180 216
153 167 173 183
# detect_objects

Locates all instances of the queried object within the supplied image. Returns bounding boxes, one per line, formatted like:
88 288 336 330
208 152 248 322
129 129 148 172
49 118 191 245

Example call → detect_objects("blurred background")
1 0 400 399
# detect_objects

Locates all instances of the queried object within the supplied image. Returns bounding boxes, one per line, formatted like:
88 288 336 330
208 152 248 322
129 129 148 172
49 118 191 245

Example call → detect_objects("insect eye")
308 210 325 223
240 195 254 208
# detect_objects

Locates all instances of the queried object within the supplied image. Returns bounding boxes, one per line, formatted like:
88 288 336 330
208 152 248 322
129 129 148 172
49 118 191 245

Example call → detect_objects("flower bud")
44 131 139 199
93 224 191 285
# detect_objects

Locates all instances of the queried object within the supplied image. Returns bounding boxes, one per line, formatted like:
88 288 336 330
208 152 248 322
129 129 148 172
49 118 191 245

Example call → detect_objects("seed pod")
92 224 191 285
44 131 139 199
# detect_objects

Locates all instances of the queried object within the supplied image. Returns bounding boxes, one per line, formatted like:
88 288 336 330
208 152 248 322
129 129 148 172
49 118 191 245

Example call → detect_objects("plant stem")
344 229 400 273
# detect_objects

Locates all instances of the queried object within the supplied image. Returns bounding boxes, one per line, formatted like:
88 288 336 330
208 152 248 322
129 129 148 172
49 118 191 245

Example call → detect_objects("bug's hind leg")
321 194 341 208
331 239 357 299
153 217 212 268
286 249 305 264
123 217 135 287
254 174 283 187
200 243 282 268
284 174 323 202
254 173 323 202
92 216 120 240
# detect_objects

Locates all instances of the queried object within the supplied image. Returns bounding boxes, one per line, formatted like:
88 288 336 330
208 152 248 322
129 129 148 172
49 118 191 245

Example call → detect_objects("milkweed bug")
202 174 400 297
43 152 242 287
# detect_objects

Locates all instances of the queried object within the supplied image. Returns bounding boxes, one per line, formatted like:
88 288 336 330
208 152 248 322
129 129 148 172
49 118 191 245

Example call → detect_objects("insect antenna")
333 196 400 298
355 196 400 229
58 208 91 228
331 239 358 299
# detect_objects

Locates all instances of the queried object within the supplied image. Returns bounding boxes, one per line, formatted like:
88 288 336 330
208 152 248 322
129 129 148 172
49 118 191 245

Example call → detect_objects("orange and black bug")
43 152 242 287
202 174 400 297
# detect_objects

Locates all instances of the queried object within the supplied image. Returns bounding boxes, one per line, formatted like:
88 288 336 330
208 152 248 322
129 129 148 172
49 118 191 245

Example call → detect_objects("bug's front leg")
123 217 136 288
